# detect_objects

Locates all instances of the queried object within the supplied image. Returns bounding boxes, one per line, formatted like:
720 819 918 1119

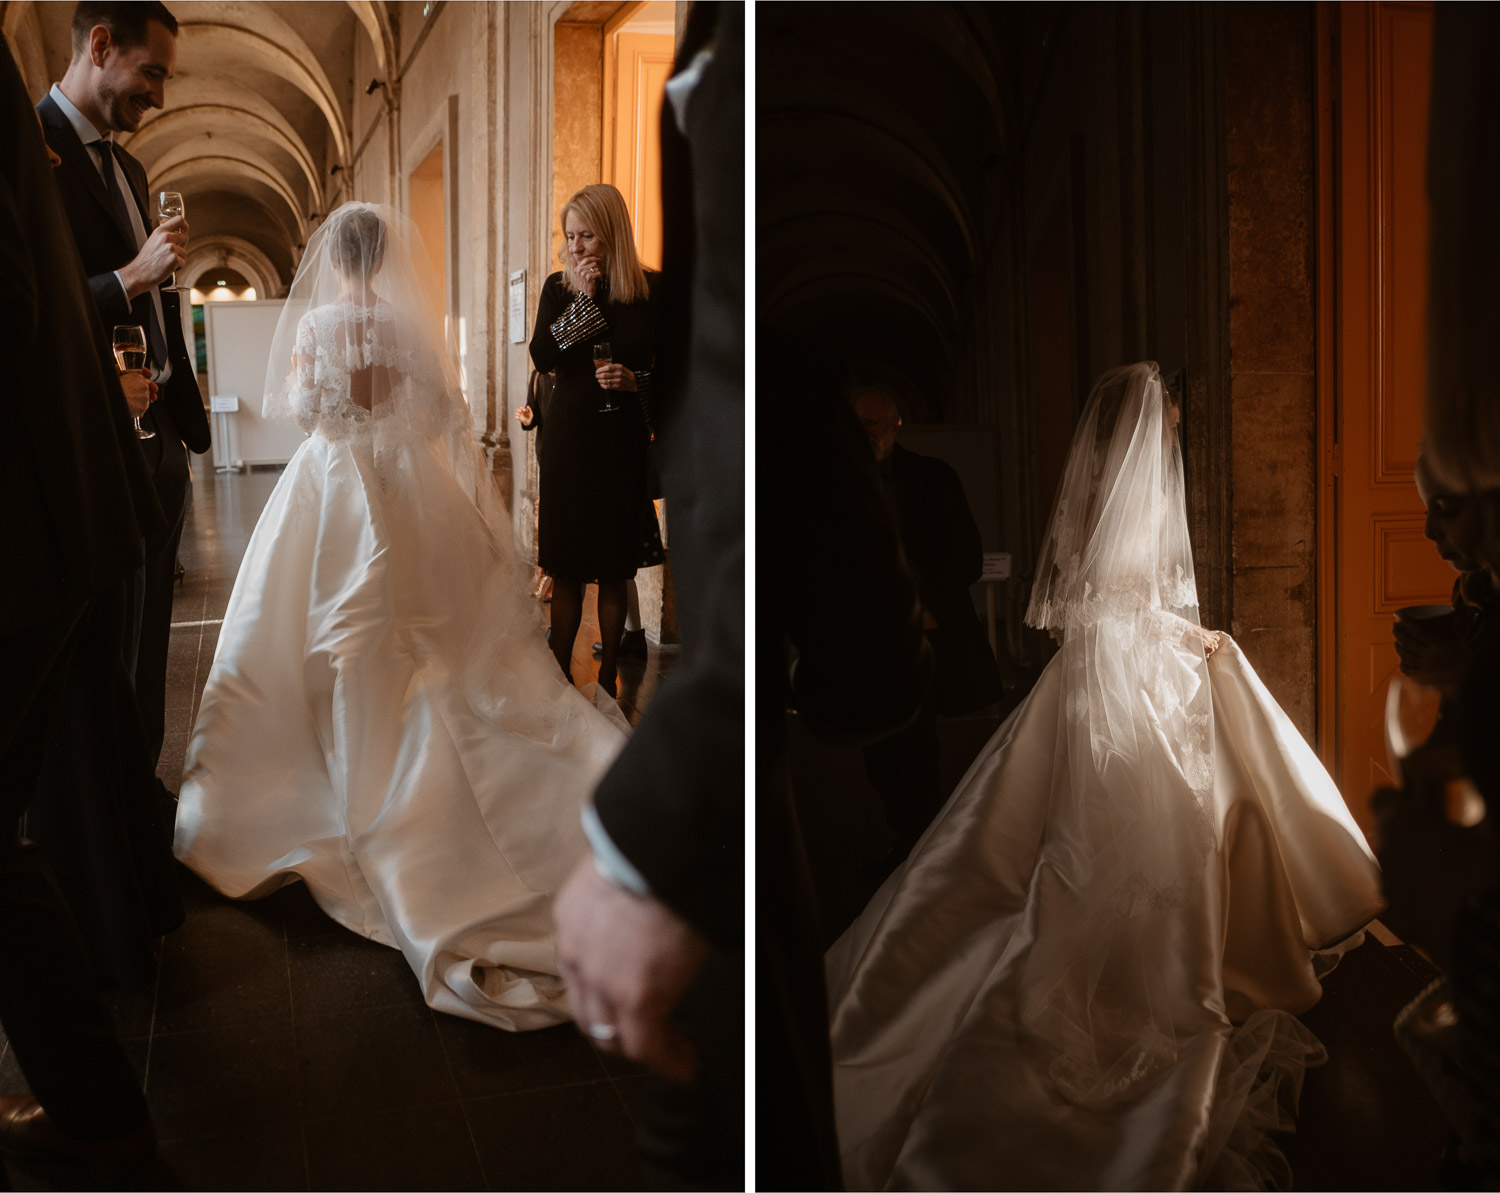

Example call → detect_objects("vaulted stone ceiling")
2 0 399 295
757 2 1046 419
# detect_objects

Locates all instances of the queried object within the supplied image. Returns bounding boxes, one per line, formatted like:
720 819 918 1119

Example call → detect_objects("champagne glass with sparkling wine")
113 324 155 440
594 342 618 413
157 191 189 292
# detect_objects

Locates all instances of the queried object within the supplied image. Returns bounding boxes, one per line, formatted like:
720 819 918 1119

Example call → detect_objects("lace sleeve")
288 314 320 432
1145 605 1203 649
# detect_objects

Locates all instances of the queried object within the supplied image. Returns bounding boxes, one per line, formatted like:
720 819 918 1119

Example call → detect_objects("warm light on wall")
189 286 258 303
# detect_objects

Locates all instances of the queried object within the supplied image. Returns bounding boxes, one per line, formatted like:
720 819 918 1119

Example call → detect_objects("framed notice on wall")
509 270 526 343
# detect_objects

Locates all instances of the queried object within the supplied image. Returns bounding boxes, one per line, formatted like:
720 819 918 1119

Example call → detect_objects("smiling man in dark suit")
37 1 210 777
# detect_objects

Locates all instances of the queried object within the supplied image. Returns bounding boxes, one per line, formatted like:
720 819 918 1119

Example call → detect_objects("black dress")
528 271 660 581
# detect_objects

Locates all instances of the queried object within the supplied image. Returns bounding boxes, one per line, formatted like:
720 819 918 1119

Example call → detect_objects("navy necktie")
94 139 169 370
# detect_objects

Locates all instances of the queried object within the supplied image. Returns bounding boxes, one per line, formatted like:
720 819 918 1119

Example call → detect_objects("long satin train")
174 433 628 1031
827 636 1382 1190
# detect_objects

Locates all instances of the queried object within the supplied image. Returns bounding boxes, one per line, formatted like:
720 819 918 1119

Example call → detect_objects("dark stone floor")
1 465 676 1191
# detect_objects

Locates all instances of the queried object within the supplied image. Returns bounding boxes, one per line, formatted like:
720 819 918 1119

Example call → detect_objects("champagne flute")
1384 672 1487 826
1384 672 1443 780
157 191 189 292
112 324 155 440
594 342 618 413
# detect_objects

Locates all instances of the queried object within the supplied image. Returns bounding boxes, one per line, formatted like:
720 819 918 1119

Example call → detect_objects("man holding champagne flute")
37 1 210 784
30 1 207 986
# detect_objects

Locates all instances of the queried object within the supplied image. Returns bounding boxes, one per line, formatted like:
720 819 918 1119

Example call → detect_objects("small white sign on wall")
981 552 1013 582
509 270 526 343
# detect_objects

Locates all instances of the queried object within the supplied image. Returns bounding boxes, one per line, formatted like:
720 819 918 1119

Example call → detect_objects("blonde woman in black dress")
519 184 661 698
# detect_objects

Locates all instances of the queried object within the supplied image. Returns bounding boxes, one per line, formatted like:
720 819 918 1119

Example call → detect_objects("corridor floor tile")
433 1018 608 1101
152 906 292 1035
145 1019 302 1141
287 931 432 1020
303 1102 486 1191
151 1125 310 1192
464 1082 642 1192
293 1003 460 1121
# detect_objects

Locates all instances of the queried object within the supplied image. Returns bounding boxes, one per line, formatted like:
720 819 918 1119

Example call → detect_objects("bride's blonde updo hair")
559 184 649 304
329 205 387 280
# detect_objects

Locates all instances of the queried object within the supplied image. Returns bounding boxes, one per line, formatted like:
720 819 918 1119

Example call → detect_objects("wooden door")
605 30 675 270
1322 1 1452 834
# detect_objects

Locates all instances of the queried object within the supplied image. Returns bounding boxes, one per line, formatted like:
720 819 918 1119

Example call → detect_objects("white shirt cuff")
581 803 651 897
113 270 129 306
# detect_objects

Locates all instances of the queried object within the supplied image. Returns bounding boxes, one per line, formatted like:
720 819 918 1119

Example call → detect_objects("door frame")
1315 0 1339 772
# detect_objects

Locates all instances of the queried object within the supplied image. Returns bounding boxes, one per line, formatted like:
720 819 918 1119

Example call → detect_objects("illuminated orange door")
605 31 675 270
1323 1 1452 833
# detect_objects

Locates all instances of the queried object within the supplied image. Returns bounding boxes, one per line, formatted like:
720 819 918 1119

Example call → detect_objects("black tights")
549 578 629 689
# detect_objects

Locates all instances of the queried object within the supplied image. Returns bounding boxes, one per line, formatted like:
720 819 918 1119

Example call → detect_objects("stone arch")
176 20 350 164
182 236 283 297
345 0 396 85
125 105 323 207
152 155 308 244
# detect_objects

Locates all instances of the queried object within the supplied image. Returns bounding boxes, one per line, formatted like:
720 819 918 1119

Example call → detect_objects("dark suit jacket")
760 337 933 1190
2 49 163 628
589 3 743 951
884 443 1003 714
36 91 209 516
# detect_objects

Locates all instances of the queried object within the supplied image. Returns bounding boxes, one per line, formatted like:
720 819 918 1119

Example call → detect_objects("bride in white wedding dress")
174 204 628 1031
827 363 1384 1190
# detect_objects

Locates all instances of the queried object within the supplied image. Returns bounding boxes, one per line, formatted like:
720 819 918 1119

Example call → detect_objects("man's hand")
118 215 188 300
117 370 157 418
514 404 533 427
554 857 709 1084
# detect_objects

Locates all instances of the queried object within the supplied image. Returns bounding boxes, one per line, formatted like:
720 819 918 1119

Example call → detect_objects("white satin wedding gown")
174 294 627 1032
827 364 1383 1190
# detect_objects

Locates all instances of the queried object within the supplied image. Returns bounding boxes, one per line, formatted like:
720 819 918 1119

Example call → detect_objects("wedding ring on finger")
587 1021 617 1042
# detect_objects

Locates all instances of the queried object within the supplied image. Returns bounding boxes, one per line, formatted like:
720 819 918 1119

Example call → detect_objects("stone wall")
1225 4 1318 738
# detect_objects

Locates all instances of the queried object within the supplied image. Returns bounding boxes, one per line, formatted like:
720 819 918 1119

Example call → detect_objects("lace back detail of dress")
284 302 470 443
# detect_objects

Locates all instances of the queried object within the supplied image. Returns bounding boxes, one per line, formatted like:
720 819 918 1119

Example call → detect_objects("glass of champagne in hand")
594 342 618 413
113 324 155 440
157 191 188 292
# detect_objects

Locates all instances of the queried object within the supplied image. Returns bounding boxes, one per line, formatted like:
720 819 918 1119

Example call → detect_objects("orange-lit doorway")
1318 1 1450 834
602 2 675 269
408 142 446 328
551 3 676 274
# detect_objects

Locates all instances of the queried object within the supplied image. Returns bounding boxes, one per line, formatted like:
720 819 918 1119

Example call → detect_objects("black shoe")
0 1096 156 1173
597 673 617 699
593 629 648 659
